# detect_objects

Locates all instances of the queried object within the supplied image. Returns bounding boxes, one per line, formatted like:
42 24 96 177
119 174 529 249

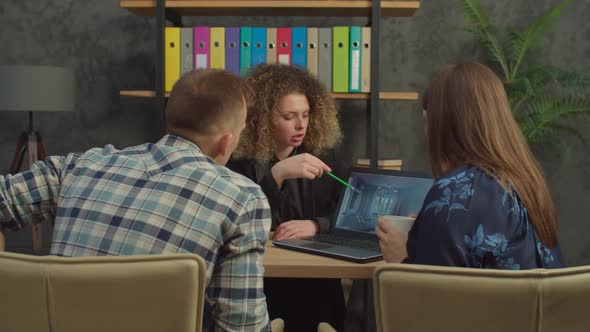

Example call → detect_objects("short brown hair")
423 62 558 247
166 69 251 136
232 64 342 161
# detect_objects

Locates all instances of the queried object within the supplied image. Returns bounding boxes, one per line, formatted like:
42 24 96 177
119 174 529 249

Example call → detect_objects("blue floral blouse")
403 166 564 269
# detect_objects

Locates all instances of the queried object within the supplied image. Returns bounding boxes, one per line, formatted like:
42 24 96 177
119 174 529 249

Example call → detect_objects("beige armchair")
373 263 590 332
318 322 338 332
0 250 285 332
0 251 207 332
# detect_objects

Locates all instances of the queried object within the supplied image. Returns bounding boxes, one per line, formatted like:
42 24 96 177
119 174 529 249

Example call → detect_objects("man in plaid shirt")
0 69 271 331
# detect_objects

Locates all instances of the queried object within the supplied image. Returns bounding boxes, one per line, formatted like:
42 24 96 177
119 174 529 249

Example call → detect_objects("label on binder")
351 49 360 91
196 54 207 69
278 54 290 65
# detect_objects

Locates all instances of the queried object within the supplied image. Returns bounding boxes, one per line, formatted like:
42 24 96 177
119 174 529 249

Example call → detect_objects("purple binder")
225 27 240 76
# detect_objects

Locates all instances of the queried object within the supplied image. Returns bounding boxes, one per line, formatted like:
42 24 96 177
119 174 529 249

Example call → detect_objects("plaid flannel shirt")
0 134 271 332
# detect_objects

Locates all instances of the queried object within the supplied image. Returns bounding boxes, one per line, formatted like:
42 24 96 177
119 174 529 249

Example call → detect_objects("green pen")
325 171 358 192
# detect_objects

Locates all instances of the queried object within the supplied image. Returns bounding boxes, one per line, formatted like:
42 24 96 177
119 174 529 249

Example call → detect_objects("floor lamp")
0 65 75 252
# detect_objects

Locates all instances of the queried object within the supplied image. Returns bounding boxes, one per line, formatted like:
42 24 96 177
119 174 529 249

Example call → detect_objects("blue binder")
291 27 307 69
251 27 267 68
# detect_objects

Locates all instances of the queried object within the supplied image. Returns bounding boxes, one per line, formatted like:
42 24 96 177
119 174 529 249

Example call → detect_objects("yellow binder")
165 27 180 92
210 27 225 69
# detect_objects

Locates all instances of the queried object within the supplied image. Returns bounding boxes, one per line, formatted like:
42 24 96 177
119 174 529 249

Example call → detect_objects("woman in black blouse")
228 64 345 331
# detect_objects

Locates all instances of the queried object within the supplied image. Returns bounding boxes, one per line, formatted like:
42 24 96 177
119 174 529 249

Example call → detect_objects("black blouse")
227 147 346 233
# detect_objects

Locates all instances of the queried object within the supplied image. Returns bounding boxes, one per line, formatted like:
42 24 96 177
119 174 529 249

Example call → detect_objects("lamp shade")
0 65 75 112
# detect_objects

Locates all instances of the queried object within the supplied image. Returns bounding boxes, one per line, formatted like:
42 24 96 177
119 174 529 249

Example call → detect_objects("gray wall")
1 0 588 265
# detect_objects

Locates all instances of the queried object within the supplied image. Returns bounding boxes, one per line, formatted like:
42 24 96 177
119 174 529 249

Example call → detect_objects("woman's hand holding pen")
271 153 331 188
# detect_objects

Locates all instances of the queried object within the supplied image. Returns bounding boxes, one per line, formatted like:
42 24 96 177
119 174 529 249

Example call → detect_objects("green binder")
240 27 252 76
332 27 349 93
349 26 362 92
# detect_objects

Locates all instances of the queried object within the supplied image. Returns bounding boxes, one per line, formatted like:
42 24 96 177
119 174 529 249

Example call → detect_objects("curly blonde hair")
232 64 342 162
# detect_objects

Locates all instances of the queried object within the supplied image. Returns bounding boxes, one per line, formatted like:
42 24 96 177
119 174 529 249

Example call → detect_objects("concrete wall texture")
0 0 588 265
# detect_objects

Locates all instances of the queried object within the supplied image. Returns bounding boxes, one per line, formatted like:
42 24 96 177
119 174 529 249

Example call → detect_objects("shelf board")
340 92 418 100
119 1 420 17
120 90 160 98
120 90 418 100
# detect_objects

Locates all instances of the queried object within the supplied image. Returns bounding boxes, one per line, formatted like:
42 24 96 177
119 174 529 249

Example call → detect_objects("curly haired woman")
228 64 346 331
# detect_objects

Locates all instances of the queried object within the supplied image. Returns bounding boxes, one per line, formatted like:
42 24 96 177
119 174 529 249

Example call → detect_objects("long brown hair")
422 62 558 246
232 64 342 161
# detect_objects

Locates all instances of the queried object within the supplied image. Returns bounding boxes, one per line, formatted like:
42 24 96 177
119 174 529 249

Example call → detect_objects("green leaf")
457 0 510 78
458 0 588 152
520 97 590 145
522 66 590 93
510 0 575 79
458 0 491 30
548 123 588 147
532 132 569 156
506 77 535 99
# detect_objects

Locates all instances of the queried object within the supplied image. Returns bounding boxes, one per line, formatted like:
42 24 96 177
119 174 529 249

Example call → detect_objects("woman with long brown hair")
228 64 346 331
377 62 564 269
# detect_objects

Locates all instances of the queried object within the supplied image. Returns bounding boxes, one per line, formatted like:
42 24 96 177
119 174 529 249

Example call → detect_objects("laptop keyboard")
307 234 381 251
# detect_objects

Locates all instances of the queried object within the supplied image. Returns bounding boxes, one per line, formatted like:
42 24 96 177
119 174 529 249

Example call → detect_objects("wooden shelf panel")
120 1 420 17
120 90 418 100
338 92 418 100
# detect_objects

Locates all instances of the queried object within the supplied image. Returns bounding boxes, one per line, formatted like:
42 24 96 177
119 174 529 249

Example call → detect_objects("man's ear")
215 132 233 159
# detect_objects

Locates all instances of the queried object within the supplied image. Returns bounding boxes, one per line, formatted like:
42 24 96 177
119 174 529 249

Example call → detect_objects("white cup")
380 215 416 233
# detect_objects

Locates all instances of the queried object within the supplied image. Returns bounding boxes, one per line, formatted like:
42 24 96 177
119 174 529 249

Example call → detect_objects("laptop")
272 167 433 263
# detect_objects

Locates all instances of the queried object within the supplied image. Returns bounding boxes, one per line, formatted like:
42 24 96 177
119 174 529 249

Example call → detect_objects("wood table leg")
0 230 5 252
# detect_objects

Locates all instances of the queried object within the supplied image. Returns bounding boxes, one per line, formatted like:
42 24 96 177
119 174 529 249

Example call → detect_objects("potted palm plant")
458 0 589 151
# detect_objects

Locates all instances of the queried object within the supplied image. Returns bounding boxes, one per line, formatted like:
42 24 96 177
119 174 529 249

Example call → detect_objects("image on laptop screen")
334 171 433 234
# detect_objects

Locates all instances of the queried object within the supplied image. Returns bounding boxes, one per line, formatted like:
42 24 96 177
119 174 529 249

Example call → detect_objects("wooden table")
263 242 386 278
263 241 382 330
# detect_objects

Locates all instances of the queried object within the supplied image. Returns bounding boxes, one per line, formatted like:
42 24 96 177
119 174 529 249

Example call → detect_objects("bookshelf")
118 0 421 168
120 1 420 17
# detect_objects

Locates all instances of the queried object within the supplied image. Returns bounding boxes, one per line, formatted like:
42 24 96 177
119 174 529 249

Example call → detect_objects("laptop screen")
333 169 433 234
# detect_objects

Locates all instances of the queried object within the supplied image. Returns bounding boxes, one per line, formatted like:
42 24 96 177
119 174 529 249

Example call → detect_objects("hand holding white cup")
375 215 414 263
378 215 416 233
